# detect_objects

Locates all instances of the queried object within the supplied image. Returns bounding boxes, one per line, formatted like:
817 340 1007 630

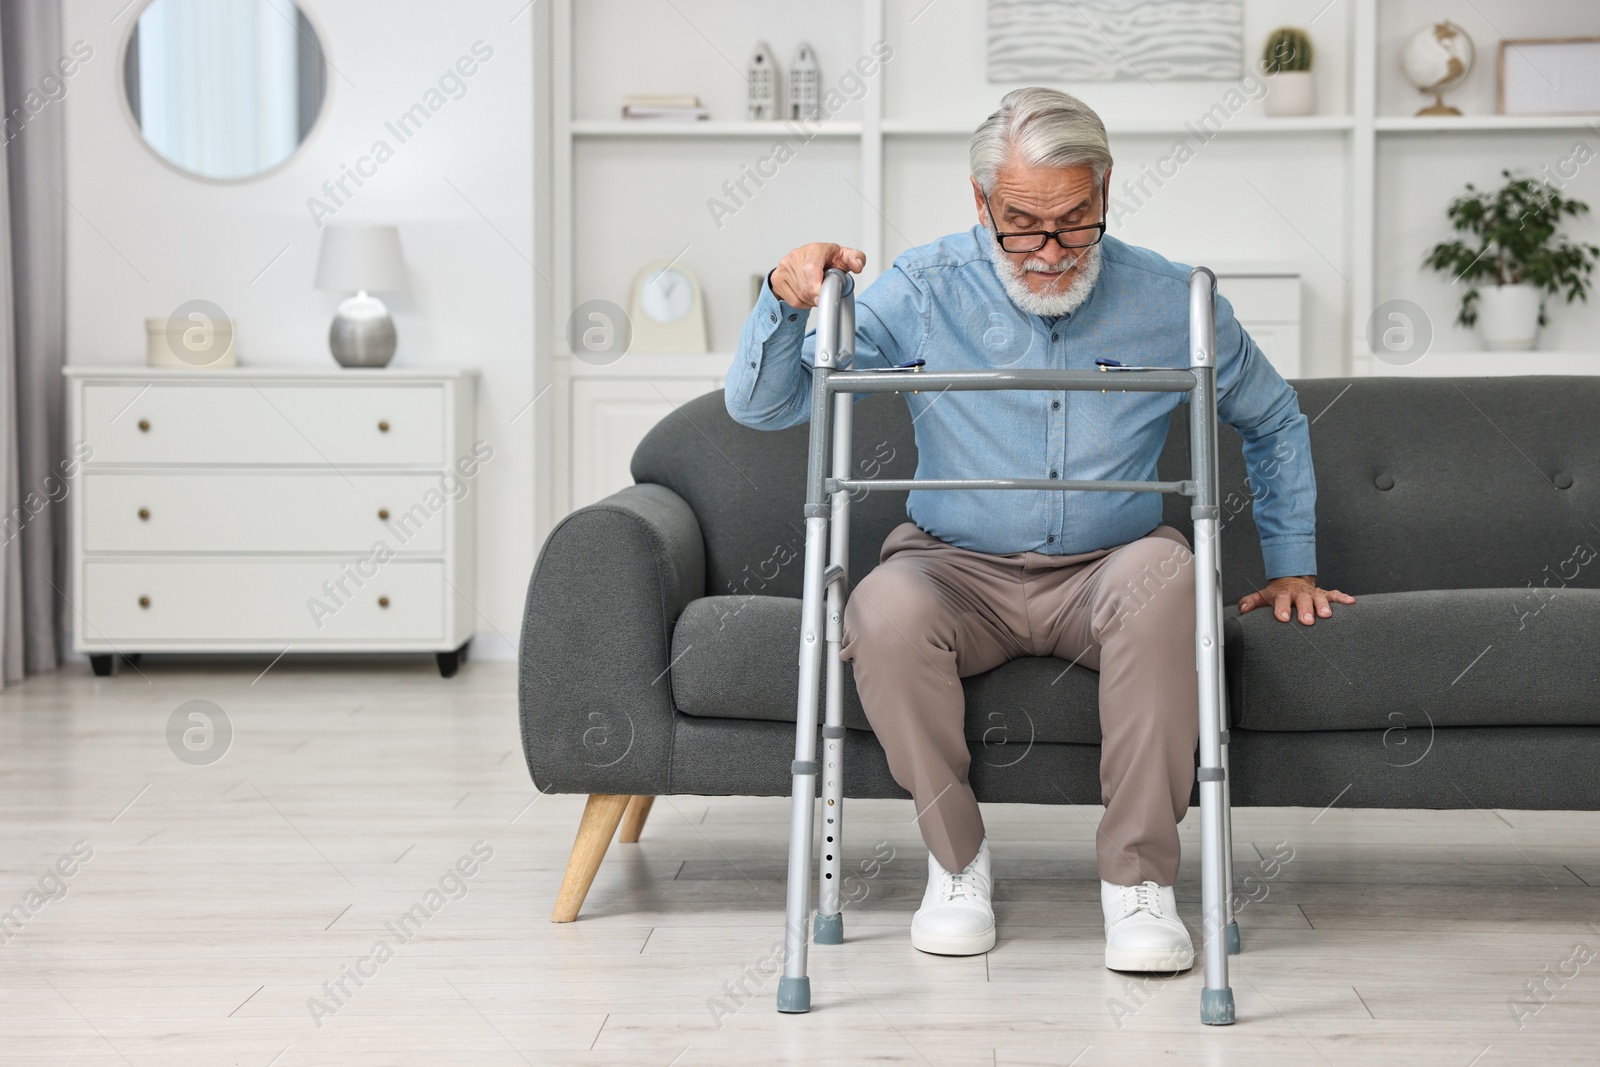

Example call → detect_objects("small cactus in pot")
1262 27 1316 117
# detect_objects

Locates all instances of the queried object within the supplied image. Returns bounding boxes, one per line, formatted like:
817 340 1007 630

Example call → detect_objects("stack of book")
621 94 710 121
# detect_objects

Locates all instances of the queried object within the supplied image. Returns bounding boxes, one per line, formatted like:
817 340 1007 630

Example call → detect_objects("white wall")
64 0 537 660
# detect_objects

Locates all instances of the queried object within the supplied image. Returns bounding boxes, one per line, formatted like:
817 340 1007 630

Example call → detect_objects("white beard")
984 233 1102 318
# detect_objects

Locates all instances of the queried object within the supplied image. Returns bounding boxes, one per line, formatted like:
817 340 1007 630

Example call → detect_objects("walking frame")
776 266 1239 1026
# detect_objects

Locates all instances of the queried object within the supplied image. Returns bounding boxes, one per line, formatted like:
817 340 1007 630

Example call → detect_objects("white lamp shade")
315 224 408 292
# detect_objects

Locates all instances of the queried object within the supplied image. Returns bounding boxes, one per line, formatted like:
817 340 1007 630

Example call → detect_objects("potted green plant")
1424 170 1599 350
1262 27 1314 117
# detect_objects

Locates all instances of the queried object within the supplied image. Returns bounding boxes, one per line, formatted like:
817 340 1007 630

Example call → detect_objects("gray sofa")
520 375 1600 920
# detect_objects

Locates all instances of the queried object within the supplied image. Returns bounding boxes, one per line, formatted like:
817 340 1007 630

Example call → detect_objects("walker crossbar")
776 267 1237 1025
828 477 1195 495
825 368 1199 393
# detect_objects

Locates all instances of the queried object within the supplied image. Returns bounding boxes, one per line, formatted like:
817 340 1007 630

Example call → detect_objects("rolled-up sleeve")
1211 296 1318 581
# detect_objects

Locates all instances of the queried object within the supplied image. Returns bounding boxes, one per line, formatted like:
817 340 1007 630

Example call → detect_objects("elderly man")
724 87 1353 971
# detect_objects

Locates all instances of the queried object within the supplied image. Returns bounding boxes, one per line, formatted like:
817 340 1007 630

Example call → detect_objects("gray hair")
969 87 1113 195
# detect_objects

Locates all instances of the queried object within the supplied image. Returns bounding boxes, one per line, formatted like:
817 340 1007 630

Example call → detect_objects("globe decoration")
1401 21 1475 116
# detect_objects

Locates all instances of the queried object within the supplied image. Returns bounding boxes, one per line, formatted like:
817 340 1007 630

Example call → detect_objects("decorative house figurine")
789 43 820 120
747 42 779 120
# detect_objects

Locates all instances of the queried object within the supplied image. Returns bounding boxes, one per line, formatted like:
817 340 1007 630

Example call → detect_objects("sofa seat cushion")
671 595 1104 745
1224 588 1600 731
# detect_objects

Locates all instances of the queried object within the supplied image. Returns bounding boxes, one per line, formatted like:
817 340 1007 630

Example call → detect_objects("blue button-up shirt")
725 227 1317 580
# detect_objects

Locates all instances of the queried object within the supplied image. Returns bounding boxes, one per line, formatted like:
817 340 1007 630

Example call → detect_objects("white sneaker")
1101 880 1194 972
910 839 995 955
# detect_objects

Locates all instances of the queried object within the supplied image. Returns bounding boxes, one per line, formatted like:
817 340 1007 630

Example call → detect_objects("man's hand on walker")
1238 576 1355 626
770 243 866 309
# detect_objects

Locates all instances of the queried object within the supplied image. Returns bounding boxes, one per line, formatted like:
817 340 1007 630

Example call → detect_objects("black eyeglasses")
983 191 1107 253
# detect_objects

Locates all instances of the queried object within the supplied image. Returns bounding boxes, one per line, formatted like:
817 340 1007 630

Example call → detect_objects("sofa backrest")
632 376 1600 603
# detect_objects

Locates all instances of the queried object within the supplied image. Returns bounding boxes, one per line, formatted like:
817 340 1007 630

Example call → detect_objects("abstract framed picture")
987 0 1244 83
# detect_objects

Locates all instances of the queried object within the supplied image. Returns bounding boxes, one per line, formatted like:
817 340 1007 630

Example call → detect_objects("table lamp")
315 224 408 367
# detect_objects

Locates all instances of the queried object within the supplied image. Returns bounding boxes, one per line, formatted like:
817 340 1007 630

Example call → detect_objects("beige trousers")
839 520 1200 887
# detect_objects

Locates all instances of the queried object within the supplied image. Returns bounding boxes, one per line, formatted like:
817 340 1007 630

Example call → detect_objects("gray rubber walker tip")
813 911 843 945
1226 921 1240 955
776 976 811 1013
1200 986 1236 1025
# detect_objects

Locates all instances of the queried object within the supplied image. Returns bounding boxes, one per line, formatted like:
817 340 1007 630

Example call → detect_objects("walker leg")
814 391 853 947
779 511 829 1014
1194 513 1233 1024
779 270 852 1014
1188 267 1234 1026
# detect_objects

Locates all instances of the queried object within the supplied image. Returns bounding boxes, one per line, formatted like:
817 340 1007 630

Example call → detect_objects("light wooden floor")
1 658 1597 1065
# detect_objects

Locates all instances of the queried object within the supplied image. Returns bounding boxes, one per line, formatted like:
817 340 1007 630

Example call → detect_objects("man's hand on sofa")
770 242 866 308
1238 576 1355 626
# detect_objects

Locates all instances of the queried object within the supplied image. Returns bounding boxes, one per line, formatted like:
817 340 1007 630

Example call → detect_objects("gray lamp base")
330 291 397 368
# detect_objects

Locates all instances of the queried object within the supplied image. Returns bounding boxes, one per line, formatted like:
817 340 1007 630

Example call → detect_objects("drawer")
83 472 445 554
1217 275 1301 324
82 559 444 643
81 382 444 466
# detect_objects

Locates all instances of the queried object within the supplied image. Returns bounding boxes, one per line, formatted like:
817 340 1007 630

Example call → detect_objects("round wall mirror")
122 0 328 181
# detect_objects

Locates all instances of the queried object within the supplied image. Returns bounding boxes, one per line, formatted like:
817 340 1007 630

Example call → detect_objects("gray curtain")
0 0 66 684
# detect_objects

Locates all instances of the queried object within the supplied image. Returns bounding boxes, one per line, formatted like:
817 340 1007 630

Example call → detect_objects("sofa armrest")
519 483 706 795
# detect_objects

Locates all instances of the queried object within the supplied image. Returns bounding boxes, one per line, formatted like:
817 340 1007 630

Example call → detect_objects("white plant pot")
1476 284 1542 351
1264 71 1315 117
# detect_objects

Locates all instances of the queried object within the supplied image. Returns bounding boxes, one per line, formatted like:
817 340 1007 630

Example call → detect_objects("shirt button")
1051 332 1060 342
770 312 778 323
748 361 756 368
1047 535 1055 545
1051 400 1061 410
1049 469 1058 479
788 314 798 321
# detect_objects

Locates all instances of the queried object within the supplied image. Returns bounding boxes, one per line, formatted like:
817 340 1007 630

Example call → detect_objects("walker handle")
814 268 855 370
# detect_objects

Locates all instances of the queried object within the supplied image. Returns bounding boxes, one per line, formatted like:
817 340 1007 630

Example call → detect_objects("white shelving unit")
539 0 1600 520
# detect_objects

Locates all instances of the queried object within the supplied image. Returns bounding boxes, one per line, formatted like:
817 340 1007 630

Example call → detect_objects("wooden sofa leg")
618 795 655 843
552 793 631 923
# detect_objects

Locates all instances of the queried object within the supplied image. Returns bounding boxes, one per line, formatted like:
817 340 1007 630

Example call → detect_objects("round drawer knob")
137 419 150 432
138 596 150 608
378 508 390 521
377 420 390 433
377 596 390 608
137 508 150 521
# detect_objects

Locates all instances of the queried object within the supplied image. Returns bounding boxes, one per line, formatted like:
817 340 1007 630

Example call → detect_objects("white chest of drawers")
64 368 479 676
